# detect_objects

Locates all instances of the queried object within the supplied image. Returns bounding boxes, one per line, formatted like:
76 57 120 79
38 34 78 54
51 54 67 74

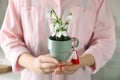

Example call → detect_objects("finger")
41 68 55 74
54 67 76 75
57 62 66 67
54 66 75 75
54 67 62 74
39 55 59 64
40 63 57 70
67 58 73 65
61 67 75 74
54 70 63 74
62 65 79 72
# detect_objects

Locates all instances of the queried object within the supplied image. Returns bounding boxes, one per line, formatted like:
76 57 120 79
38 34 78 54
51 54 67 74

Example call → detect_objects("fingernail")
54 69 58 75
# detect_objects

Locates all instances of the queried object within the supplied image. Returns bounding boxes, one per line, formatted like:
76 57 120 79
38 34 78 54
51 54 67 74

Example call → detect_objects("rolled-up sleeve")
0 0 29 72
83 0 116 74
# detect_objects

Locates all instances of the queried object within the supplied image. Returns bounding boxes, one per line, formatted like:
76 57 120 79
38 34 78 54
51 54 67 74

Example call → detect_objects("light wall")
0 0 7 27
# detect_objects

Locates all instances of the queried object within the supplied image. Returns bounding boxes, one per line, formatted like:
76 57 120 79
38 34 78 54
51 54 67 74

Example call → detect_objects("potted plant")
47 9 79 62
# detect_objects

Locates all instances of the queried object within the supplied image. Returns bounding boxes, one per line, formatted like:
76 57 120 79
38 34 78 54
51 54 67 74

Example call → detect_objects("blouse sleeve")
83 0 116 74
0 0 29 72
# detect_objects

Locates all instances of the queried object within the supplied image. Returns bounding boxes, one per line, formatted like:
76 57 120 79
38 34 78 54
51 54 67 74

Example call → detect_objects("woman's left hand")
54 59 81 75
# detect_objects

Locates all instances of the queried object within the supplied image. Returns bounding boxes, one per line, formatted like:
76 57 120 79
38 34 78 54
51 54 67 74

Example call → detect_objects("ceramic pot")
48 37 79 62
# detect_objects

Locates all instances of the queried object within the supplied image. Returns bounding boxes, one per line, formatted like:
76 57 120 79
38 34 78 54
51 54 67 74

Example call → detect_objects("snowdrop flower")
62 31 67 37
52 32 56 37
54 23 60 31
49 24 55 32
56 31 62 38
48 9 72 40
56 31 67 38
50 9 58 20
64 25 68 30
66 12 72 22
47 12 51 19
51 13 57 20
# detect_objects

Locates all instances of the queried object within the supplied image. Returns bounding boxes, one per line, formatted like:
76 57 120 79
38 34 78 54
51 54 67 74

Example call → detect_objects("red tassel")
71 50 80 64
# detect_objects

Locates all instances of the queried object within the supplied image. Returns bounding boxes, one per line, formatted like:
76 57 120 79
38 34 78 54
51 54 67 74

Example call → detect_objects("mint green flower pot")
48 37 79 62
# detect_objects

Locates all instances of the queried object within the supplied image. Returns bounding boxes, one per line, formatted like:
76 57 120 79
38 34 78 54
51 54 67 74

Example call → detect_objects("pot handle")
71 37 79 48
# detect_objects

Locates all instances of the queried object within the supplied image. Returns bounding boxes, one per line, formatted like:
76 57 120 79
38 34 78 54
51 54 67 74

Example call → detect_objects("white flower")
50 9 58 20
62 31 67 37
48 9 57 20
64 25 68 29
48 9 72 40
52 32 56 37
50 24 55 32
51 13 57 20
56 31 62 38
66 12 72 22
54 23 60 31
47 13 51 19
56 31 67 38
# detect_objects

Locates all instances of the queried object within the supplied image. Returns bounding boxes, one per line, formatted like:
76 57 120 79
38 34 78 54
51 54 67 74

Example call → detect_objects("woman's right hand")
30 54 59 74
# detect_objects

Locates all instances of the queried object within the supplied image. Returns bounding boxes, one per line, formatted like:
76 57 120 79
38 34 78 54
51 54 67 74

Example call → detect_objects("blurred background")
0 0 120 80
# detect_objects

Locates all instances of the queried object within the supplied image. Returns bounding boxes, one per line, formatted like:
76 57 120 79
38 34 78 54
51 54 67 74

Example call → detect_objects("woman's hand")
30 54 59 74
18 53 94 74
54 54 95 75
54 59 81 75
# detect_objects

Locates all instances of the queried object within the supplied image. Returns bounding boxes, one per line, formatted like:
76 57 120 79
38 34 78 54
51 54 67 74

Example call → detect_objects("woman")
0 0 116 80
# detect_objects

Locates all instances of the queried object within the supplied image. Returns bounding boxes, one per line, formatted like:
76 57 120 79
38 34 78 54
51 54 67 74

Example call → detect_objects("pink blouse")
0 0 116 80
